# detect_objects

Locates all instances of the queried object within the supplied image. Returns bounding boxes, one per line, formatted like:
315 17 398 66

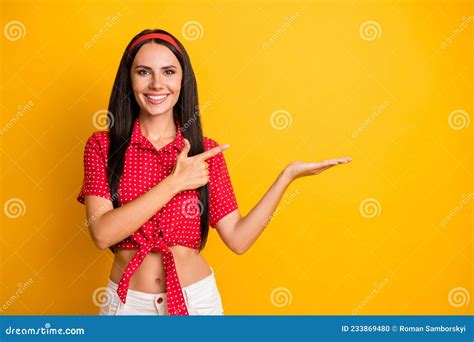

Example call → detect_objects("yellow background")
1 0 472 315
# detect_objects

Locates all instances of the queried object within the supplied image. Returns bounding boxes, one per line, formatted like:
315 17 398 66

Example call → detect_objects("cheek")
168 78 181 98
132 77 147 92
170 90 181 106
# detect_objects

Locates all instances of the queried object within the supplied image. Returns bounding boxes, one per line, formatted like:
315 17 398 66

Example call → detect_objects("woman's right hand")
170 138 230 192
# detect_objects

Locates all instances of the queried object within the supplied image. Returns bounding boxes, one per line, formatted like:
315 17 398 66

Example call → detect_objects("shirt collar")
130 117 183 154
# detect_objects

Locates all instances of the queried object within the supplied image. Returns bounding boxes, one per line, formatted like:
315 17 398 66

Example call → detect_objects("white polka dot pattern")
77 117 238 315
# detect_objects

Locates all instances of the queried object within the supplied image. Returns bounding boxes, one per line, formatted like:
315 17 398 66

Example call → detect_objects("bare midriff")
109 245 212 294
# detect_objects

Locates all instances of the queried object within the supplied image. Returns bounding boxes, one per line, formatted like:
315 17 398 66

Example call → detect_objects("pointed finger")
195 144 230 161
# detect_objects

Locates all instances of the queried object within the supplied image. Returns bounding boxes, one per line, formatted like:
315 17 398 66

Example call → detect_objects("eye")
164 69 175 76
137 69 150 76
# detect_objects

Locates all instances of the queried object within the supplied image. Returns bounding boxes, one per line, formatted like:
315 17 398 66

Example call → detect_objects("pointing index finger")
196 144 230 161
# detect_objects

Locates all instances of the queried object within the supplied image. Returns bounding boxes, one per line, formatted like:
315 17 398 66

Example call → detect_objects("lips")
144 93 169 105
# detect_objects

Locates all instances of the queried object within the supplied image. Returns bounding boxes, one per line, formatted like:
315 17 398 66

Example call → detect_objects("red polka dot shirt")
77 117 238 315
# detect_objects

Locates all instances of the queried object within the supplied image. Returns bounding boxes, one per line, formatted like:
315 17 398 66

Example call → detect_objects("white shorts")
99 266 224 316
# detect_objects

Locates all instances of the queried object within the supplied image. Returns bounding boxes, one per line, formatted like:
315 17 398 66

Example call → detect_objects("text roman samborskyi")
399 325 466 333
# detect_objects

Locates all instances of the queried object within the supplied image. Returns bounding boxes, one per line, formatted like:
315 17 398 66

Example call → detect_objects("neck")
138 110 176 141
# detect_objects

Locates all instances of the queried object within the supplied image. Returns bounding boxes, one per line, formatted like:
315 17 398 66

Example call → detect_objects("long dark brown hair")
106 29 209 251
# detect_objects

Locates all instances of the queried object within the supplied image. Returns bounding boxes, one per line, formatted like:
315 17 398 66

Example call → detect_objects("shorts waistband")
106 277 164 301
182 266 216 293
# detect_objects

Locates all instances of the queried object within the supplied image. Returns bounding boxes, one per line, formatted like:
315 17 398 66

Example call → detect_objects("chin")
143 106 173 116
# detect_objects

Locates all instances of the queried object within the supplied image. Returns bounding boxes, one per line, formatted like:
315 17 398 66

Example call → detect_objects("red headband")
127 33 183 56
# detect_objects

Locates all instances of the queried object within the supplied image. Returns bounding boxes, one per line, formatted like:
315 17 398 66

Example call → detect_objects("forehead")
132 42 180 68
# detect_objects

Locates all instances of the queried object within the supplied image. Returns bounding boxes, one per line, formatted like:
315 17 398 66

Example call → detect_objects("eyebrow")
135 64 177 70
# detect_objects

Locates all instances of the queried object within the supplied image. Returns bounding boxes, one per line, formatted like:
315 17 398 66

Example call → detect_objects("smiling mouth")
144 94 169 104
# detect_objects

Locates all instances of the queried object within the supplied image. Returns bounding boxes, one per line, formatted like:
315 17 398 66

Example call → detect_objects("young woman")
77 29 352 316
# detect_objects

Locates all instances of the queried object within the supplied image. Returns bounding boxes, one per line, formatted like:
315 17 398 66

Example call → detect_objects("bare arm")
214 171 291 254
215 158 352 254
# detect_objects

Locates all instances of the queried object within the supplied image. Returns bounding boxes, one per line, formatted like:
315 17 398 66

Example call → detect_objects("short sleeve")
77 132 112 204
205 137 238 228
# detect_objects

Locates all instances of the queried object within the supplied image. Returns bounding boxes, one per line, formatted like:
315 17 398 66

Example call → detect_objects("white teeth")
146 94 167 101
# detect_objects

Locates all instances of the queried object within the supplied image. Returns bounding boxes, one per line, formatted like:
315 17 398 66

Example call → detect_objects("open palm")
285 157 352 181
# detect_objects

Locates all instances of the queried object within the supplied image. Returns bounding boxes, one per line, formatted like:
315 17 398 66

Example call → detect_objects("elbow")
92 234 109 250
233 243 248 255
89 224 109 250
94 239 109 251
233 248 244 255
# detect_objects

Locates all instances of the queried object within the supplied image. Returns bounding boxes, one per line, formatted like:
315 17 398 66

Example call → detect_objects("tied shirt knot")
116 235 189 316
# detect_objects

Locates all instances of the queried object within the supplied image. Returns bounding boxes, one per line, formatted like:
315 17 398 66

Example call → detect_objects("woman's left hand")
283 157 352 182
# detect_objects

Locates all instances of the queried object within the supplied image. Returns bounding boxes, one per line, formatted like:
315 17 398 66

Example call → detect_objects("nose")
149 74 164 90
